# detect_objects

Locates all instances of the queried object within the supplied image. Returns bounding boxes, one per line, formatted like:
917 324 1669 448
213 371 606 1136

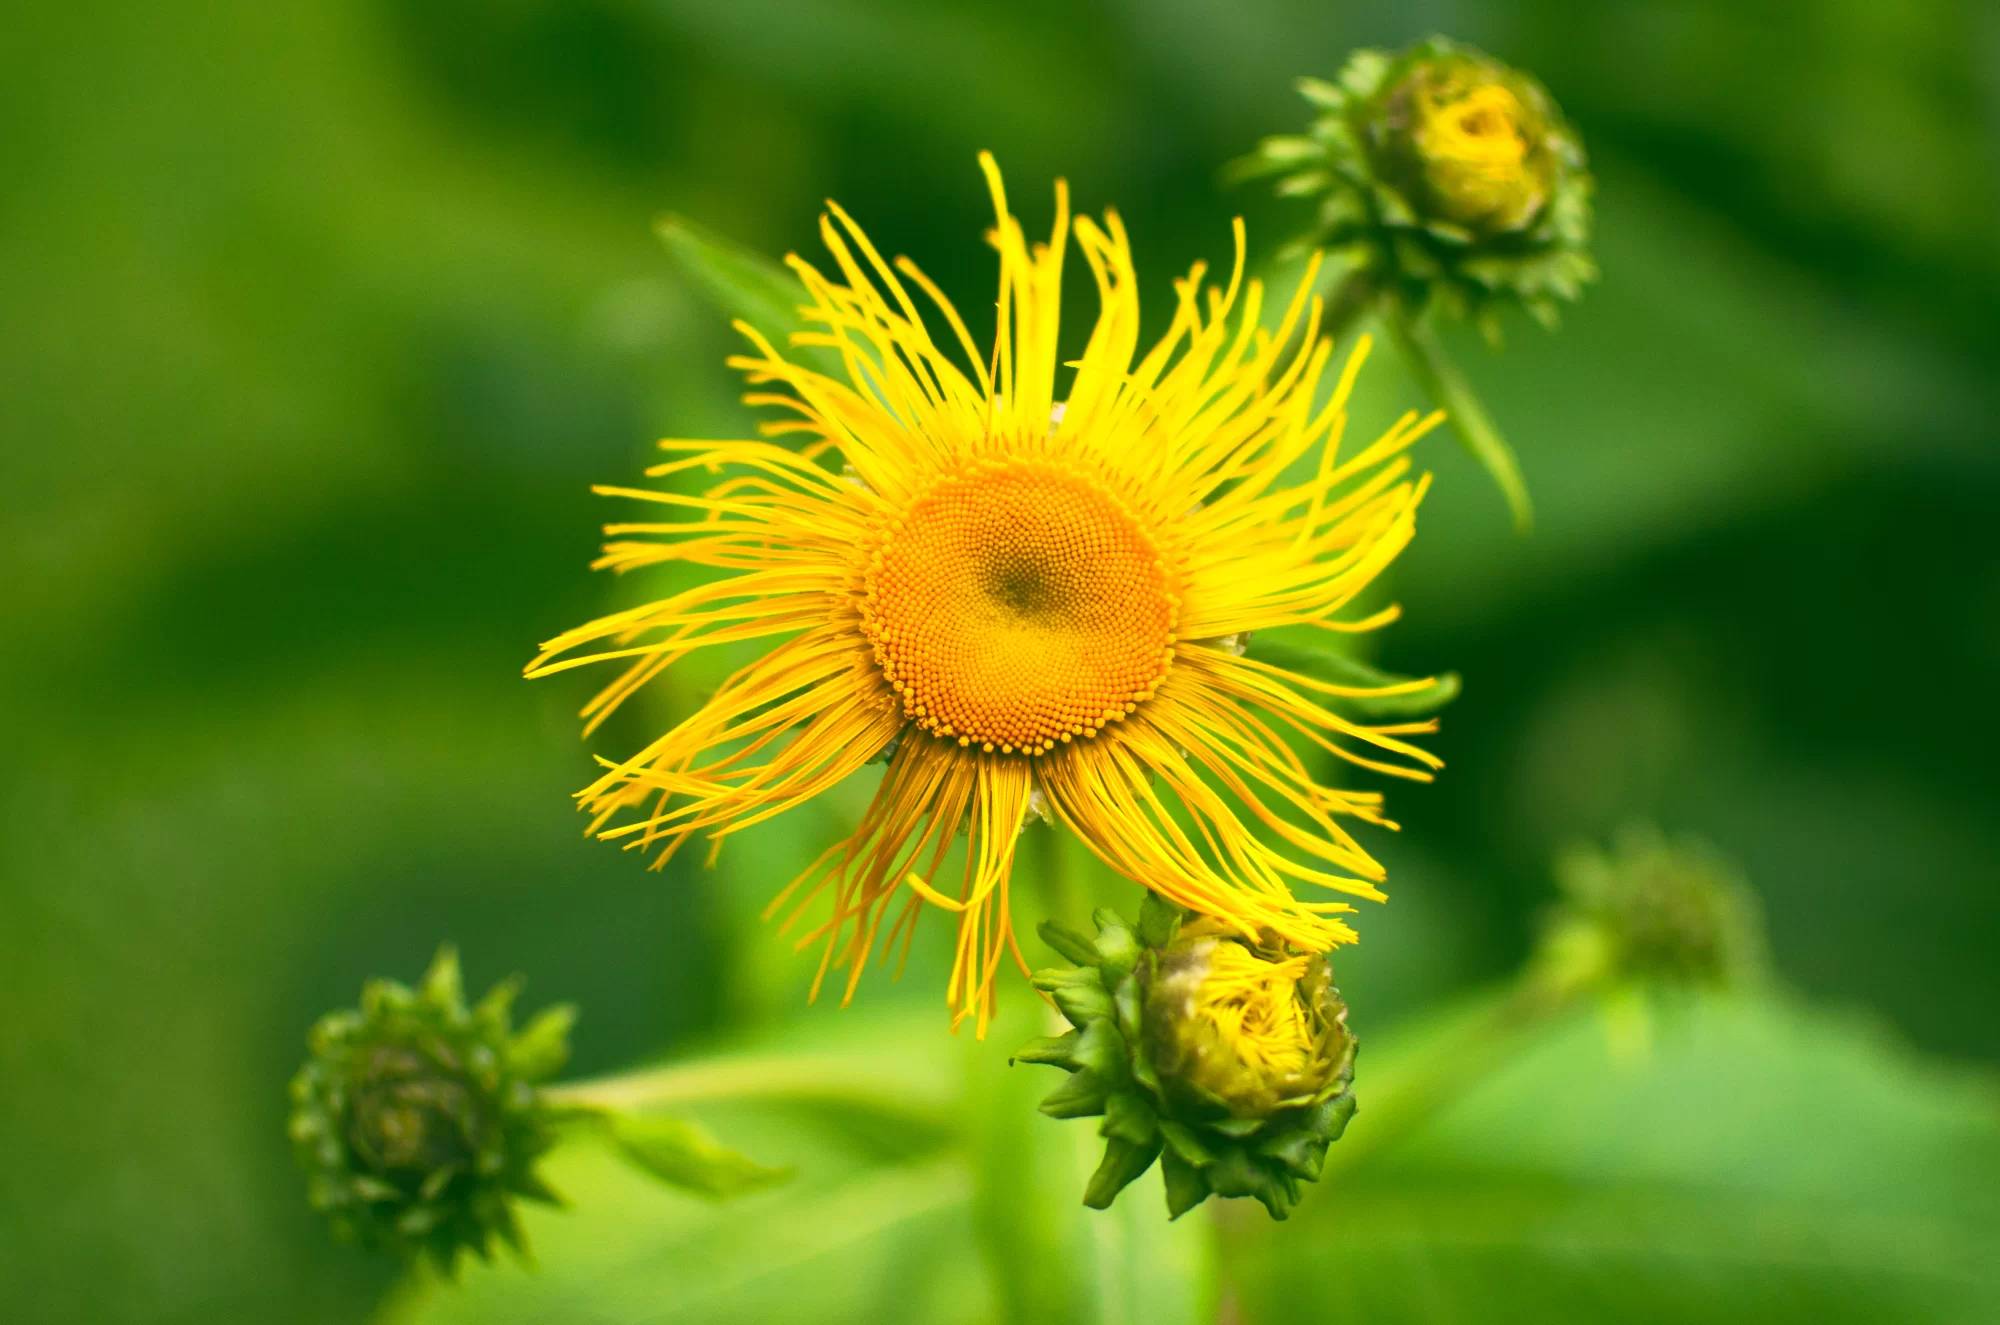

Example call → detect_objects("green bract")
288 947 576 1273
1238 34 1596 338
1018 896 1358 1220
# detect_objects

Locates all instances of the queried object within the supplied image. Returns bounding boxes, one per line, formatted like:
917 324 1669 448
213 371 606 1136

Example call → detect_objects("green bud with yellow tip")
1018 896 1358 1221
1238 33 1595 338
1231 35 1598 532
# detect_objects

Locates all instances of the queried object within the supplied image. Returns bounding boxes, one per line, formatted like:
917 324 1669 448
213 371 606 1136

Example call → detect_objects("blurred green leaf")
380 1016 992 1324
379 1142 989 1325
1244 637 1461 718
605 1112 795 1201
656 214 844 377
1230 993 2000 1324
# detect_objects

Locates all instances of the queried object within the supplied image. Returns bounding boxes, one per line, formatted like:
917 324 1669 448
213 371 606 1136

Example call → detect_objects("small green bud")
1237 34 1596 337
1021 897 1358 1221
1534 825 1768 1000
288 947 575 1273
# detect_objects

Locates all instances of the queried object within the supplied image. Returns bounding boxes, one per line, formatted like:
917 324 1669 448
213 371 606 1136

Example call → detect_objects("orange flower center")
863 460 1177 756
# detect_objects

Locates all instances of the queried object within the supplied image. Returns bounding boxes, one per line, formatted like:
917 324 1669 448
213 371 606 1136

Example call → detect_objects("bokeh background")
4 1 1998 1322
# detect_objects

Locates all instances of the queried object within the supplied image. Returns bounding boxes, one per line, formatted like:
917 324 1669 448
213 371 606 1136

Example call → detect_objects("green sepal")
1070 1017 1129 1083
1203 1146 1293 1220
1160 1146 1213 1219
1090 908 1142 984
1296 75 1347 110
1136 892 1186 950
1039 1070 1113 1120
1037 918 1103 968
1255 1126 1331 1182
1102 1090 1159 1146
507 1004 579 1082
1048 975 1116 1027
1207 1116 1266 1140
1305 1089 1360 1145
1011 1032 1081 1068
1157 1119 1215 1168
1083 1136 1165 1210
421 946 465 1008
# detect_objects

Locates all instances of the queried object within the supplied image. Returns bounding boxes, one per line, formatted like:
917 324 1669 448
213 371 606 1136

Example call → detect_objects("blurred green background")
4 1 1998 1322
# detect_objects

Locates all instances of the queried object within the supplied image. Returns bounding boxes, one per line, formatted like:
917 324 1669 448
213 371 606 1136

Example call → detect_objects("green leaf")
654 214 843 377
379 1145 989 1325
1243 637 1461 718
1232 993 2000 1324
605 1113 794 1201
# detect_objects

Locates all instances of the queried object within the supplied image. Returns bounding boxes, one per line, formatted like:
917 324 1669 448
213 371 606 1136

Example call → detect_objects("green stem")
1387 303 1535 534
1323 976 1575 1179
542 1052 953 1128
1314 261 1379 351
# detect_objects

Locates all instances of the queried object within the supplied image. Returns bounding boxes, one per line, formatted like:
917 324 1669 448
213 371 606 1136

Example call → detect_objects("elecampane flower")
529 155 1444 1034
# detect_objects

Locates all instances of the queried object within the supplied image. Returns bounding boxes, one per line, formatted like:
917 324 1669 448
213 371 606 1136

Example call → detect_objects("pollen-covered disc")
863 460 1177 756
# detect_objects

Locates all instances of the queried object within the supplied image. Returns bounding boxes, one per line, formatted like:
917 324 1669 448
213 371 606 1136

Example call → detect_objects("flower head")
288 948 574 1273
1236 35 1595 338
529 154 1446 1033
1021 897 1358 1219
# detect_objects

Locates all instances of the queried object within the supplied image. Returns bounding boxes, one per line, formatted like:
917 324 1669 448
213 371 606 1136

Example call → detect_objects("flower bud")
1379 54 1555 235
288 947 575 1273
1236 34 1595 337
1019 898 1358 1220
1533 825 1768 1000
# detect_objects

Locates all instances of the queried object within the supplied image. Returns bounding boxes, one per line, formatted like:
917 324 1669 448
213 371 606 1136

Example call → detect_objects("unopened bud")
288 947 575 1273
1020 898 1358 1221
1534 824 1767 1000
1235 34 1596 336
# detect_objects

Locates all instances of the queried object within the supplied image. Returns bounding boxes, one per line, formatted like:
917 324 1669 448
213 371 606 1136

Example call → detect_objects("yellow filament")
1193 942 1316 1078
1418 83 1530 176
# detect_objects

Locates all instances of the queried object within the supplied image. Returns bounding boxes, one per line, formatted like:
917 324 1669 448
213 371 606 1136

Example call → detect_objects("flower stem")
542 1052 954 1129
1387 303 1534 534
1313 259 1379 352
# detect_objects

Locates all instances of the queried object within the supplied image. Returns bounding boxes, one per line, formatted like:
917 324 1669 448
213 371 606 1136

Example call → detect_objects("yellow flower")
528 155 1444 1035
